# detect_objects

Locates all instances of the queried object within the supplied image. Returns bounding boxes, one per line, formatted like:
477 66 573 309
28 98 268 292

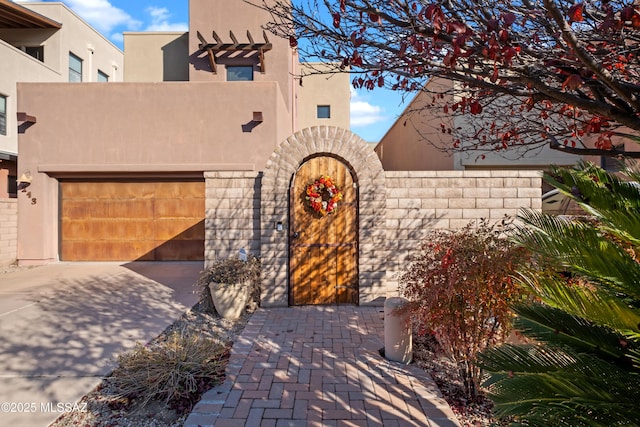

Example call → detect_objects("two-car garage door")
60 180 205 261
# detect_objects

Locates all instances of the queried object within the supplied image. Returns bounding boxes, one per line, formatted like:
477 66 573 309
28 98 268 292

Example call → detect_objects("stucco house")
374 77 631 177
0 0 123 198
15 0 541 307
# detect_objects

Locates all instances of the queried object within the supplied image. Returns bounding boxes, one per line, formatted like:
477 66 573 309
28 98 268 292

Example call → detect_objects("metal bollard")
384 297 412 364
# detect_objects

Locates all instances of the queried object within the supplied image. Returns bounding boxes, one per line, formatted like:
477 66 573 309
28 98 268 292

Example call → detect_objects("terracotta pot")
208 281 249 319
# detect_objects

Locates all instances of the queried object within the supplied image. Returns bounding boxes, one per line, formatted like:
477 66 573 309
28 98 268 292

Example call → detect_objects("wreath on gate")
305 175 343 217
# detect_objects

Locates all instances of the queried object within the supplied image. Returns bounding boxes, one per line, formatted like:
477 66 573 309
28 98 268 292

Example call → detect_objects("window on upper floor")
317 105 331 119
0 95 6 136
227 66 254 81
22 46 44 62
69 52 83 82
97 70 109 82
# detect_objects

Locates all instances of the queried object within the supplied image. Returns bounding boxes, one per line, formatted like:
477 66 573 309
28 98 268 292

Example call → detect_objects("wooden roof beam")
212 30 223 44
259 31 270 73
196 30 207 48
229 30 239 46
197 29 274 74
206 48 217 74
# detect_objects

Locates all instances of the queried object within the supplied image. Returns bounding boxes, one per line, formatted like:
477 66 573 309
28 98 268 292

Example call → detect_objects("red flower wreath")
305 175 343 216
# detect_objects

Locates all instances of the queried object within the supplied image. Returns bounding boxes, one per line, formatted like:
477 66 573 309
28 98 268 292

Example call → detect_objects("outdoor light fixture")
276 221 283 231
17 171 32 191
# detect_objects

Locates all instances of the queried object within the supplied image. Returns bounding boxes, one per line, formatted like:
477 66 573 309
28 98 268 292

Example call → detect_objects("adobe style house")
0 0 123 198
374 77 629 177
16 0 541 306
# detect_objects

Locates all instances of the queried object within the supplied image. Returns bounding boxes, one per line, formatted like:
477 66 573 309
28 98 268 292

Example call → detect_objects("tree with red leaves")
250 0 640 157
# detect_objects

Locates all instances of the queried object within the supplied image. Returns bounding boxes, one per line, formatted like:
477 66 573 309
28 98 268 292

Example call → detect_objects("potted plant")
197 256 260 319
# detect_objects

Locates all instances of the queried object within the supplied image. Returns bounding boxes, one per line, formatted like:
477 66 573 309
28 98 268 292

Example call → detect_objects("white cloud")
350 89 387 127
351 101 385 126
62 0 142 33
110 32 124 44
144 6 188 31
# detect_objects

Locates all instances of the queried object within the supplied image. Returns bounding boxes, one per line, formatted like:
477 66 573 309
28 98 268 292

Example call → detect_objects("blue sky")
18 0 409 142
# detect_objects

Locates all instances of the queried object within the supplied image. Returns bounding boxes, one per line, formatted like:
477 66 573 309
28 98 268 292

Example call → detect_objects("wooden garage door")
60 180 205 261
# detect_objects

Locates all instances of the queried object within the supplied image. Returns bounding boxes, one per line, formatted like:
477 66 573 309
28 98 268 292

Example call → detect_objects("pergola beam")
197 29 273 74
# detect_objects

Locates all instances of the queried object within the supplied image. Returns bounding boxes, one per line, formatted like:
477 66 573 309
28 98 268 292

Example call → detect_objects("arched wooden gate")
289 156 358 305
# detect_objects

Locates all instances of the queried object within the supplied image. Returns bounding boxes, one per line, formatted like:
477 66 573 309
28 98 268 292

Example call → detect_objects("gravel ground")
49 302 250 427
412 333 504 427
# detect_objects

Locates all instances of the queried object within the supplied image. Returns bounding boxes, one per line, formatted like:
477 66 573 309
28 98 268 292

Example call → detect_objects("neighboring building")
374 77 631 178
0 0 123 198
123 31 189 82
374 78 457 171
296 62 350 131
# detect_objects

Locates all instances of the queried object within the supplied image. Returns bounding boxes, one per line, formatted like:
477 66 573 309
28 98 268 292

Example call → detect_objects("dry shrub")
399 219 530 399
108 328 230 414
196 255 261 313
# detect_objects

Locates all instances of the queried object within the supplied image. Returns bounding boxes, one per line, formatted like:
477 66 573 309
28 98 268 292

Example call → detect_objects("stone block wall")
203 127 542 308
382 170 541 293
204 172 261 267
0 198 18 265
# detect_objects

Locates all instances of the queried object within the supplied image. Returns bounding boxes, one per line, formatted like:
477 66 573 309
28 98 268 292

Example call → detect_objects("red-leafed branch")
249 0 640 158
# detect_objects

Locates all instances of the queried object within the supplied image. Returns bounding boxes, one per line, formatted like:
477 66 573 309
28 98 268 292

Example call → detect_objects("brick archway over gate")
260 126 387 307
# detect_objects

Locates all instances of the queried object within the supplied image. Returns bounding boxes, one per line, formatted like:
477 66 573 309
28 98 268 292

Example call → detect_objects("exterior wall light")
17 171 32 191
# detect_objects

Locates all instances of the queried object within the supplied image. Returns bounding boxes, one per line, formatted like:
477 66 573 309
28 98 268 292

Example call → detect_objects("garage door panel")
60 221 88 240
63 200 154 219
105 200 155 218
154 199 204 218
154 181 204 198
61 182 150 199
154 219 204 240
90 220 154 240
62 219 154 241
61 240 158 261
153 240 203 260
60 181 204 261
63 219 155 241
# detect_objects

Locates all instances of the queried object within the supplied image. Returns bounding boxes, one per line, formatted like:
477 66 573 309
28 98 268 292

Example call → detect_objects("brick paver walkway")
185 306 461 427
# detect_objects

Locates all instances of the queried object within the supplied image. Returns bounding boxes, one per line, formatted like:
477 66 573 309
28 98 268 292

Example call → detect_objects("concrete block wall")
204 172 261 268
203 127 542 308
383 170 542 293
0 198 18 265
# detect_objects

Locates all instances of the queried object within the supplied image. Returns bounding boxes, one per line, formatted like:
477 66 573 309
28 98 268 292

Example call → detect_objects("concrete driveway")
0 262 202 427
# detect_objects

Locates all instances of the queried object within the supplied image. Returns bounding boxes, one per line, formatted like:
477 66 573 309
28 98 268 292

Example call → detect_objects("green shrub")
399 219 530 398
479 162 640 426
109 328 230 414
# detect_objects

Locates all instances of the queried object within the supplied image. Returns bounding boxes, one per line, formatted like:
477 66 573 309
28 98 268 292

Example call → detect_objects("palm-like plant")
479 161 640 426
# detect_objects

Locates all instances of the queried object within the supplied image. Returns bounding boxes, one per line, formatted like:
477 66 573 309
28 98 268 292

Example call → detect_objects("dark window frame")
69 52 83 82
24 45 44 62
0 95 6 136
97 70 109 82
317 105 331 119
226 65 254 81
